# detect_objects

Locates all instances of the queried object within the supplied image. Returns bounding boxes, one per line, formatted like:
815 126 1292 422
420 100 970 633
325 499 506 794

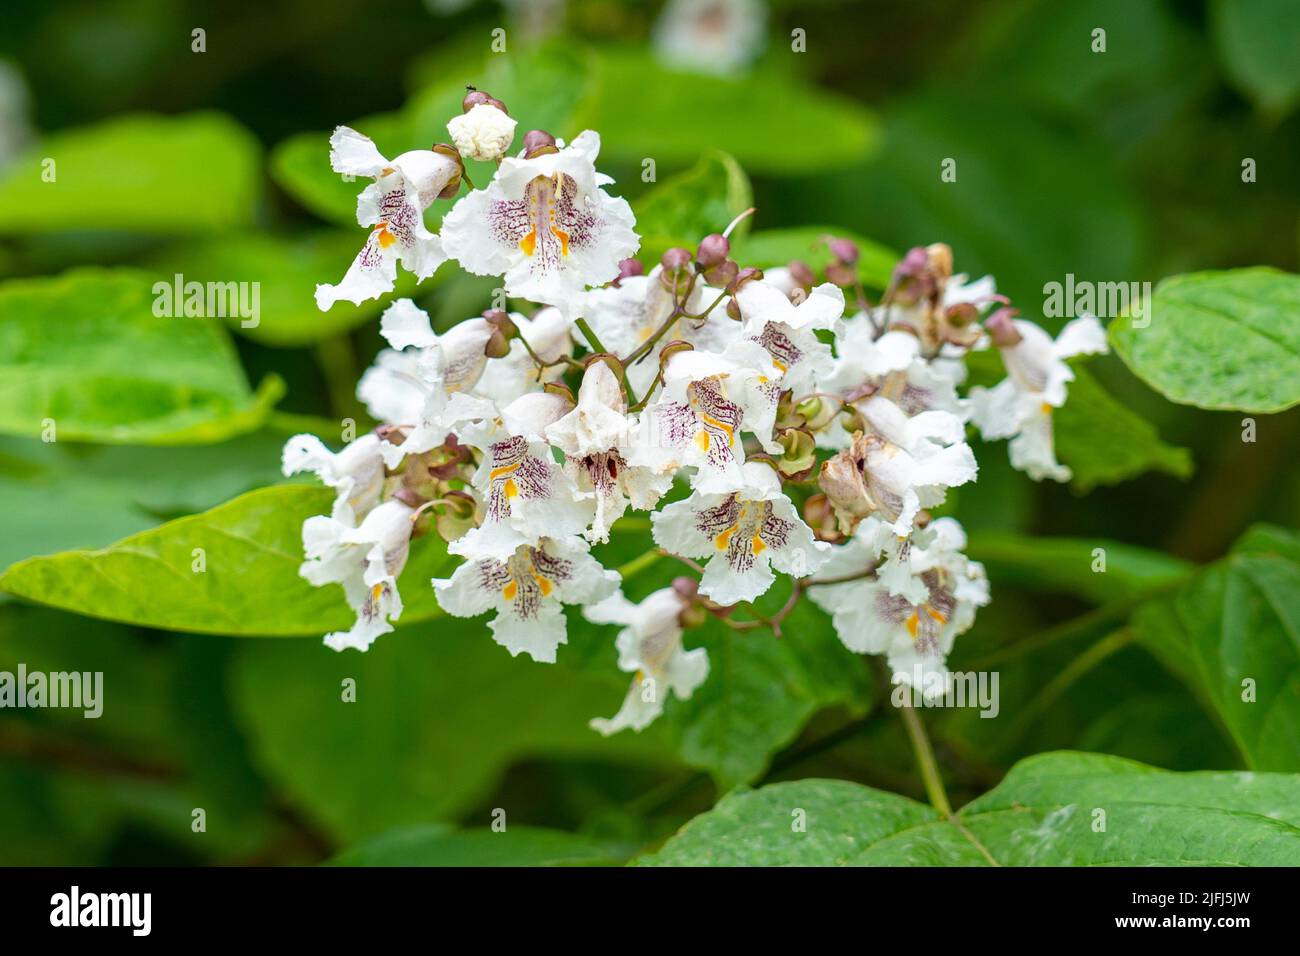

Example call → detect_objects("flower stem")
616 548 662 580
575 316 639 406
897 696 953 817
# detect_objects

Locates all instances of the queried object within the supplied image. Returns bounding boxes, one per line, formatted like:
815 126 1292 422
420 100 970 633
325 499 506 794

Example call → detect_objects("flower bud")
522 129 558 158
825 261 856 288
661 246 692 273
703 259 739 289
696 233 730 268
788 260 816 288
726 265 764 295
657 339 694 370
462 88 508 114
726 297 742 322
613 258 644 287
984 307 1023 347
826 236 859 265
803 493 843 544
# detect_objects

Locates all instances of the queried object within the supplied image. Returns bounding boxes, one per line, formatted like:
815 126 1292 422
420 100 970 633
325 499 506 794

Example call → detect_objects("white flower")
447 103 517 162
652 462 830 605
299 499 416 652
653 0 766 76
585 587 709 735
969 314 1107 482
434 535 620 662
281 432 385 524
441 130 639 317
359 300 497 468
735 279 843 404
451 392 594 560
545 361 674 542
630 346 780 492
807 517 989 692
315 127 461 311
582 267 736 394
473 306 572 407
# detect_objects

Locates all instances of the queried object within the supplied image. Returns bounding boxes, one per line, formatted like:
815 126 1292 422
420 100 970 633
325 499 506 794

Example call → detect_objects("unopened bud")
984 307 1023 347
726 266 764 295
661 246 692 273
522 129 557 157
826 236 859 265
658 339 694 369
462 88 508 113
615 258 644 286
696 233 730 268
788 260 816 288
825 261 856 288
703 259 739 289
892 246 929 285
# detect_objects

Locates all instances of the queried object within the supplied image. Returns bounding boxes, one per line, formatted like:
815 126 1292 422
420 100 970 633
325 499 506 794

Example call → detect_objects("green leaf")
1053 364 1194 491
663 598 873 788
0 269 282 444
0 112 261 234
577 47 876 174
641 751 1300 865
1110 268 1300 414
730 227 897 289
148 231 403 347
231 623 677 843
967 532 1192 604
1133 524 1300 772
0 430 287 571
0 484 455 636
1211 0 1300 114
632 150 751 264
330 824 625 866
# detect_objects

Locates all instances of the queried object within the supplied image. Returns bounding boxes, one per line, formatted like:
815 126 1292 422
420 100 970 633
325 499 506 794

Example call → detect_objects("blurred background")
0 0 1297 865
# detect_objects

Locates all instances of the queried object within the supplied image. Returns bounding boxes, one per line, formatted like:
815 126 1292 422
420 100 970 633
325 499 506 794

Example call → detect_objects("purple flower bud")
788 260 816 288
522 129 557 155
726 266 764 295
704 259 739 289
462 89 492 111
984 307 1023 347
661 246 692 273
696 233 730 268
826 236 859 265
825 262 856 288
672 576 699 601
892 246 929 284
617 258 644 280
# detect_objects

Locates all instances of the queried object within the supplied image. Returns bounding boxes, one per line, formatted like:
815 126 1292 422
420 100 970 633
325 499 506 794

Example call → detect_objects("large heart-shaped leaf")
0 484 455 636
0 112 261 234
1133 524 1300 772
640 751 1300 865
1110 268 1300 414
0 269 282 445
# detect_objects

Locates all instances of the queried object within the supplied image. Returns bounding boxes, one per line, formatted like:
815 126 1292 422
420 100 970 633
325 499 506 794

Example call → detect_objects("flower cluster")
287 92 1106 732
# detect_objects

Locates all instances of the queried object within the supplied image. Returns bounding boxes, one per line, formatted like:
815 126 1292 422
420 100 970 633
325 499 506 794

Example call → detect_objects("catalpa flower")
441 130 639 316
969 313 1107 482
545 361 674 543
807 517 988 691
585 584 709 735
735 278 844 402
447 101 517 163
299 499 416 652
452 392 593 560
434 535 620 662
631 347 780 492
652 462 830 605
654 0 767 76
315 127 462 311
281 432 385 524
359 300 497 468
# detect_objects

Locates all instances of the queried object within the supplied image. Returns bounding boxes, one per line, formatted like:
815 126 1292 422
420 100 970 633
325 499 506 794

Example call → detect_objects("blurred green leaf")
0 485 455 636
0 112 261 234
641 752 1300 865
1054 364 1193 492
632 150 751 264
0 269 282 444
1133 524 1300 772
576 47 876 174
1110 268 1300 414
967 532 1192 604
232 623 677 843
330 823 625 866
149 231 401 347
1211 0 1300 115
731 226 897 288
663 599 873 788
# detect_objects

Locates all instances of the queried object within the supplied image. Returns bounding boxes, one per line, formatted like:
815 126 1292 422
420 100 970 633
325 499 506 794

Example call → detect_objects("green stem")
575 317 639 406
616 548 662 580
897 697 952 817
